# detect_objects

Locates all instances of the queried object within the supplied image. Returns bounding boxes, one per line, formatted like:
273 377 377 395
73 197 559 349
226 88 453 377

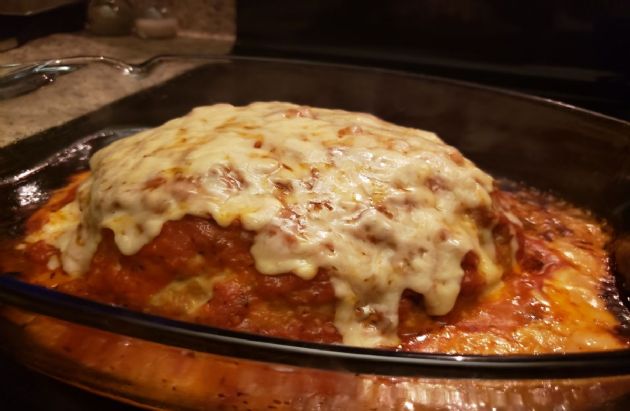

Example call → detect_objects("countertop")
0 32 234 147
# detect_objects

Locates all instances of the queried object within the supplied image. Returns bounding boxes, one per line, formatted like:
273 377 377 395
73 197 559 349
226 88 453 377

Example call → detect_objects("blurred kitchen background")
1 0 629 119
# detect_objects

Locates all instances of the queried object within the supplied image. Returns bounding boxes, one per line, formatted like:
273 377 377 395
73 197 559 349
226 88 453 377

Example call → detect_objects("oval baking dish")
0 56 629 410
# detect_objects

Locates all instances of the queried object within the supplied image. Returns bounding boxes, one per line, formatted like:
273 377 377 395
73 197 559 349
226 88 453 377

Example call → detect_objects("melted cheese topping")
30 102 506 347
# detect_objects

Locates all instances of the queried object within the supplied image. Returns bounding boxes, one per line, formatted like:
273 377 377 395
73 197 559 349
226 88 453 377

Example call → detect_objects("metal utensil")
0 54 227 100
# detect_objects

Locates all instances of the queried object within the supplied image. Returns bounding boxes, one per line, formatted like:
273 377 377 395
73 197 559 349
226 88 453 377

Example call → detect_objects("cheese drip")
33 102 505 347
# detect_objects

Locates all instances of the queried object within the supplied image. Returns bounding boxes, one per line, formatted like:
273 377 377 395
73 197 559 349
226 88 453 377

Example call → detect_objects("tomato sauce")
2 175 628 354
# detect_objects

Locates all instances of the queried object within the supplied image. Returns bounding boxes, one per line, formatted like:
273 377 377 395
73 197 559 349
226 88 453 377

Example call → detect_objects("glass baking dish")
0 56 629 410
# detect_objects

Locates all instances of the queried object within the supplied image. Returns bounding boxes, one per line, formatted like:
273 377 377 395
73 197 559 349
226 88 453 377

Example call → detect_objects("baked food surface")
2 102 629 354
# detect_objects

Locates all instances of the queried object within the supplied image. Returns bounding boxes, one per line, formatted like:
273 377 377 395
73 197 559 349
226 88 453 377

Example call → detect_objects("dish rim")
228 54 630 129
2 274 630 379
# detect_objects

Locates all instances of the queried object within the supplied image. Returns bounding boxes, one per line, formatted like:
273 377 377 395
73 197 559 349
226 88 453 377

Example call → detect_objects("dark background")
0 1 629 409
235 0 630 120
0 350 138 410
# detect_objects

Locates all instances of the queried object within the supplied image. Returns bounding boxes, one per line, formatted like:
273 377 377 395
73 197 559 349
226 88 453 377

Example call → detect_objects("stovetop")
233 45 630 123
